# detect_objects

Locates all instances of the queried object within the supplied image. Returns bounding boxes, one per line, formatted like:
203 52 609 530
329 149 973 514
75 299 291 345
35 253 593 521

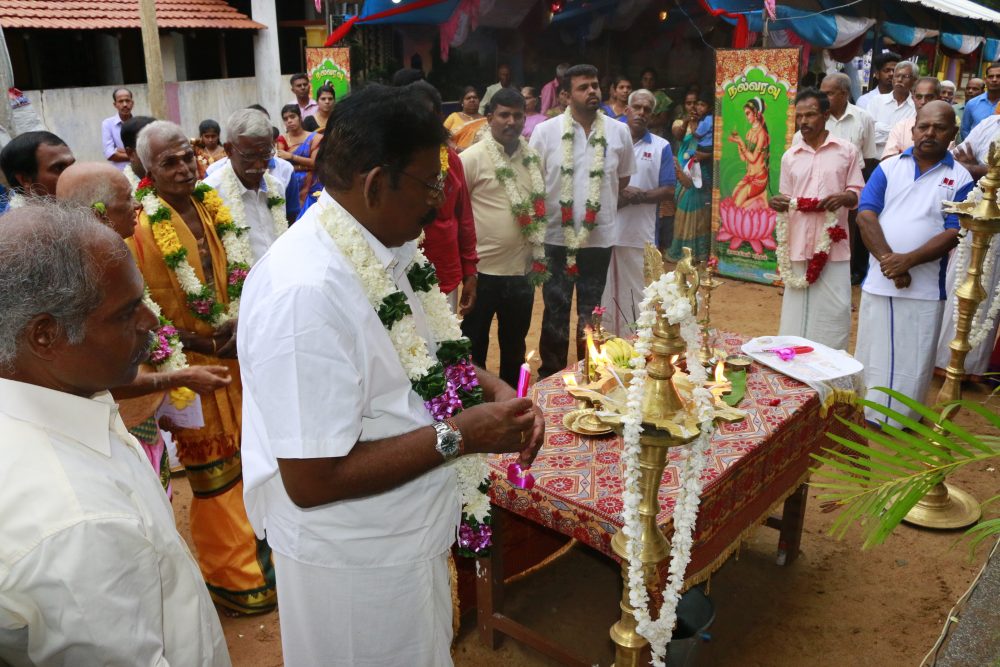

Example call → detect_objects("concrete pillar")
160 32 178 82
159 32 187 82
95 33 124 85
251 0 283 118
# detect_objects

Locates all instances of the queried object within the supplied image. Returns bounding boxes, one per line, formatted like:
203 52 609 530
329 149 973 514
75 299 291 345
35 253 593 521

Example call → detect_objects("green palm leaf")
811 389 999 550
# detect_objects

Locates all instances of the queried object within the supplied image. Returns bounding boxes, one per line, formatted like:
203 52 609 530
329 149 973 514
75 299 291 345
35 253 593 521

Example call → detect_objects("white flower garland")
143 290 188 373
621 273 715 666
559 107 606 273
139 184 250 326
483 135 548 281
316 201 490 526
216 162 289 241
774 199 840 289
123 165 140 193
949 230 1000 348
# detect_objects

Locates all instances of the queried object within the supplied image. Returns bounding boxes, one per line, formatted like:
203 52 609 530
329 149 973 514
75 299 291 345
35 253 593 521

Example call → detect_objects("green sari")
666 131 712 263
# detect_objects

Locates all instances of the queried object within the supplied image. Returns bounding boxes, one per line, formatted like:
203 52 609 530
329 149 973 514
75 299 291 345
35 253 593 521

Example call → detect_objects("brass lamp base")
902 481 981 529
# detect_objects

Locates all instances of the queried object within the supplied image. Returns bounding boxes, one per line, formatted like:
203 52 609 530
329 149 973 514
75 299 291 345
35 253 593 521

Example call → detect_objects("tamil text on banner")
712 48 799 284
305 47 351 102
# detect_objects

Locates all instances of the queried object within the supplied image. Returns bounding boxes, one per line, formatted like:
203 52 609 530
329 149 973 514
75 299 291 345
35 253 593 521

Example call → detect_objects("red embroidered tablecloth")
486 332 862 581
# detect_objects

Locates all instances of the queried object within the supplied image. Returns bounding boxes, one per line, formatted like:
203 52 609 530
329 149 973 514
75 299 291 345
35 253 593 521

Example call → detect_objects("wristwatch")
432 419 463 461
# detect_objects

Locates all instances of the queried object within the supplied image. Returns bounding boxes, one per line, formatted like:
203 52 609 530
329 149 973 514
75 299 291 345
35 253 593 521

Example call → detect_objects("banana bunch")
602 337 638 367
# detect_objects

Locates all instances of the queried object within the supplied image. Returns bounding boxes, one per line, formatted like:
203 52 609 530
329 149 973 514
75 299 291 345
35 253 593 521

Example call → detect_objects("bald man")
56 162 138 238
855 101 974 428
56 161 232 494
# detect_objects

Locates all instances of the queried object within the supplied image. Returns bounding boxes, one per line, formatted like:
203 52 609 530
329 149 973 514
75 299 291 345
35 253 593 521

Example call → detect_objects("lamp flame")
526 350 535 363
713 359 726 384
563 374 578 387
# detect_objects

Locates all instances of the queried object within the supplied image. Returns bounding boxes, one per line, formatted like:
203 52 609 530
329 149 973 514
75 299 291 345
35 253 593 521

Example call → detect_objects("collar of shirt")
0 378 129 457
899 146 955 175
634 130 653 145
878 92 914 110
489 135 525 160
789 131 842 155
229 168 269 196
320 191 416 282
830 104 861 123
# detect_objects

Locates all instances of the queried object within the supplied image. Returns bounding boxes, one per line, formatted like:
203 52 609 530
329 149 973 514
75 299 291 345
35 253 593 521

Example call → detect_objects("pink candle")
516 351 534 398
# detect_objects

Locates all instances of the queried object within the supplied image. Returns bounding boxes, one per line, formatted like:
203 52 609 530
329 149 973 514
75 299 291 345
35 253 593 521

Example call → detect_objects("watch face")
441 430 460 455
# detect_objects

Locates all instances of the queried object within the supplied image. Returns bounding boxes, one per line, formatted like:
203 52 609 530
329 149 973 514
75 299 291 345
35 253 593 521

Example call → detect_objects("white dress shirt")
529 113 637 248
204 163 281 263
827 103 877 160
205 156 293 193
954 112 1000 163
869 92 916 156
239 191 460 569
0 378 229 667
855 88 882 112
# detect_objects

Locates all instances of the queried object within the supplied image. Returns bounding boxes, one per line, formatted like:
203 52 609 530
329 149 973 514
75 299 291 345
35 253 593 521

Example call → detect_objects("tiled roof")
0 0 265 30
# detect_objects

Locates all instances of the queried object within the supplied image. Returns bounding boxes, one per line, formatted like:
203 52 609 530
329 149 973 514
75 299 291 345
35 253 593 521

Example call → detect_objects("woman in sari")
667 111 712 263
443 86 483 135
276 104 318 221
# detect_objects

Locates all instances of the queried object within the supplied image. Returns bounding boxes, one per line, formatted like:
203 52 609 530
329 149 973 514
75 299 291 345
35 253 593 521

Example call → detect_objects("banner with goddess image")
712 48 799 284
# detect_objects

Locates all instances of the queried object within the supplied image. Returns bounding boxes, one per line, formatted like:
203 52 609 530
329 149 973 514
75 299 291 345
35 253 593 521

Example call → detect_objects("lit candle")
516 351 535 398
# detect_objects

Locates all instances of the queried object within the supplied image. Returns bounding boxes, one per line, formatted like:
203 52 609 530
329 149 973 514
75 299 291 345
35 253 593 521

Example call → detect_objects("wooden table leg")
776 483 808 566
476 523 504 649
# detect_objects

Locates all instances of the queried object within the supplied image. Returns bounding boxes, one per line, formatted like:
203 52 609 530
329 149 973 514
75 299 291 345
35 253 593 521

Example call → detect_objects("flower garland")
774 197 846 288
950 230 1000 348
136 177 250 326
215 162 289 241
620 273 716 666
483 135 550 285
559 107 606 277
142 289 197 409
317 200 495 557
440 144 450 178
123 165 140 193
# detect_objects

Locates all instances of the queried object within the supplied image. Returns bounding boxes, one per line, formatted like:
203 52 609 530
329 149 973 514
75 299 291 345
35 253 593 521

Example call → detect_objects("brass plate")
562 409 613 436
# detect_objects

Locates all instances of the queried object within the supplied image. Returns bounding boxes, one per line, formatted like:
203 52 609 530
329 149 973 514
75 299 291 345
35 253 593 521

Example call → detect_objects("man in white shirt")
601 88 675 335
206 106 293 193
479 63 515 115
881 76 940 159
869 60 917 157
0 203 230 666
817 73 878 165
856 51 901 111
937 108 1000 378
239 84 544 667
205 108 288 263
529 63 637 377
855 101 973 428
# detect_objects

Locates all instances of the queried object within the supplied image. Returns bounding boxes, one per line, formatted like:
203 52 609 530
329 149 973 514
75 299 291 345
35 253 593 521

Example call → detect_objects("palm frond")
811 389 999 550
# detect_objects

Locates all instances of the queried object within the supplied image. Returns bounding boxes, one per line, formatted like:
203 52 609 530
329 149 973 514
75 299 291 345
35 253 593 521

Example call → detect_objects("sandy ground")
172 277 999 666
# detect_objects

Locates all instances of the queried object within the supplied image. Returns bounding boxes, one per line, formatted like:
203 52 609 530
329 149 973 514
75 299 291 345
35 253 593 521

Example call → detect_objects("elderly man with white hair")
940 79 956 104
600 88 676 335
816 72 877 165
130 119 277 614
869 60 917 157
0 203 231 665
205 108 289 263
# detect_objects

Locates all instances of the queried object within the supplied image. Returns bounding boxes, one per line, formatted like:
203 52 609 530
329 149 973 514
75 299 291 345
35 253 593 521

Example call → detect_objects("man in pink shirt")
540 63 569 115
769 88 865 350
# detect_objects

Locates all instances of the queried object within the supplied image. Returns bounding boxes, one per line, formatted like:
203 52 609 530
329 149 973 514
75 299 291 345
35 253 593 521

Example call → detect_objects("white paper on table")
155 394 205 429
741 335 866 407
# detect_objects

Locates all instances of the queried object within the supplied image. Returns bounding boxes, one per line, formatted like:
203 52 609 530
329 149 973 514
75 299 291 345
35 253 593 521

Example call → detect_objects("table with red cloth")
474 331 863 663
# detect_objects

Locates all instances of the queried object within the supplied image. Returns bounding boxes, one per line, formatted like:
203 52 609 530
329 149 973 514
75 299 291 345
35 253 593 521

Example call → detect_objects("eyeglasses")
395 169 447 205
231 144 276 163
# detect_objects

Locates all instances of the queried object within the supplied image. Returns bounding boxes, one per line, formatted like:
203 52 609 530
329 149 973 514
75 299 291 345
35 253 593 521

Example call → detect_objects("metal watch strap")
444 417 463 456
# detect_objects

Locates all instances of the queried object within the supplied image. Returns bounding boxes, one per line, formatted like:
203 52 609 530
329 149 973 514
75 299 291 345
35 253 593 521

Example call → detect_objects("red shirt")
421 147 478 294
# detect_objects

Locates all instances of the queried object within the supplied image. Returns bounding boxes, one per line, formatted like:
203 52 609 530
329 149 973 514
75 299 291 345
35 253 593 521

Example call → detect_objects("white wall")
24 75 293 164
